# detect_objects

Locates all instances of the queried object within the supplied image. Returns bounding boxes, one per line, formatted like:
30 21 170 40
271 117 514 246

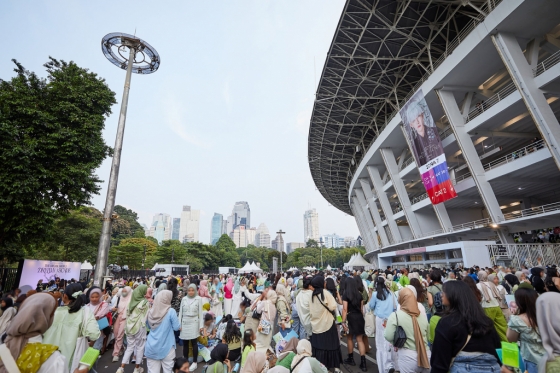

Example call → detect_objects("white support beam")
525 37 541 70
492 32 560 171
380 148 423 238
436 89 505 223
352 192 379 252
367 166 403 243
351 194 376 253
359 178 390 247
350 202 374 253
432 203 453 231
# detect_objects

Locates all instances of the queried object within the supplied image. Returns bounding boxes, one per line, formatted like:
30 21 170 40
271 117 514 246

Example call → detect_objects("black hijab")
503 274 520 294
311 275 325 302
531 268 546 294
1 297 13 311
208 343 229 365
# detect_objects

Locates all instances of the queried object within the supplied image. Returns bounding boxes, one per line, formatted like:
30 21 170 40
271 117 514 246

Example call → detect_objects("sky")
0 0 360 244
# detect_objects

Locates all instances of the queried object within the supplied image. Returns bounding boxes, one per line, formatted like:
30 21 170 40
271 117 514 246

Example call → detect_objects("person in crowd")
275 283 292 337
230 278 243 319
463 275 483 302
325 278 342 305
223 319 242 361
428 288 446 345
224 276 234 315
295 277 313 339
179 283 204 372
531 267 546 294
13 294 26 310
309 276 341 371
507 286 545 373
87 287 111 353
399 268 410 287
116 284 150 373
254 289 278 352
173 357 190 373
43 282 101 370
368 277 397 373
211 277 224 318
199 280 212 304
430 281 501 373
535 292 560 372
145 289 181 373
275 338 299 371
384 287 430 373
410 278 429 319
341 274 367 371
427 269 443 320
241 329 257 368
202 312 217 340
111 286 132 362
290 339 328 373
476 271 508 341
206 343 231 373
503 273 521 294
544 267 560 293
488 273 511 321
0 297 17 336
0 293 67 373
241 351 269 373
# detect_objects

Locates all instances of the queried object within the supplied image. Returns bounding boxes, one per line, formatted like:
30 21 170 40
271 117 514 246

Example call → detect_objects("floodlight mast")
94 33 160 287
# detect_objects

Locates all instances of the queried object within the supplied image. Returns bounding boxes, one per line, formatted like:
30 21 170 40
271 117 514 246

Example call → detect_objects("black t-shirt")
342 293 362 314
430 312 501 373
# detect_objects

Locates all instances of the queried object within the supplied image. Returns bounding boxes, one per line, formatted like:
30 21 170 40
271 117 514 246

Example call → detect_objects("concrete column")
354 190 380 252
367 166 403 243
358 178 390 247
436 89 505 223
350 202 373 253
433 203 453 231
492 32 560 170
380 148 423 238
352 194 377 253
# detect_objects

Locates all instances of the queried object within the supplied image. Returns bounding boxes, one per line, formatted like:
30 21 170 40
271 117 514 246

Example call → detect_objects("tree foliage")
0 58 116 262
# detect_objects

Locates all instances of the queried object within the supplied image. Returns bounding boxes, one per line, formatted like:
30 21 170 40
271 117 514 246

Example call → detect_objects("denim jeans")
524 360 538 373
450 352 501 373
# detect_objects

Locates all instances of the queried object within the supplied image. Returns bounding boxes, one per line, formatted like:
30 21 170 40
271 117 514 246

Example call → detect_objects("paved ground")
93 337 379 373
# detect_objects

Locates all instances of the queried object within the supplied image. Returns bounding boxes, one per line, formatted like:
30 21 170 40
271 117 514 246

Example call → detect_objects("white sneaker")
116 368 124 373
112 356 119 363
133 368 144 373
189 362 198 372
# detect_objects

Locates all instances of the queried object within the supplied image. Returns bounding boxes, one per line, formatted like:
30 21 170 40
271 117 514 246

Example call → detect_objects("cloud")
295 109 311 134
163 97 212 149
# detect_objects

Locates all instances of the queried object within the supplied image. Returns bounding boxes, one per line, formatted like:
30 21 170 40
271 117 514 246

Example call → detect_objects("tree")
214 235 241 268
306 239 319 248
116 237 158 268
113 205 145 237
152 240 186 265
0 58 116 262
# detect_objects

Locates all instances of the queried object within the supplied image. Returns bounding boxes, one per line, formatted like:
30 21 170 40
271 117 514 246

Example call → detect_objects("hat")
518 282 533 290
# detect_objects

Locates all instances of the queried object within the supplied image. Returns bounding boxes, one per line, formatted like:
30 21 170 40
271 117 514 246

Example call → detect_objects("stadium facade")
309 0 560 269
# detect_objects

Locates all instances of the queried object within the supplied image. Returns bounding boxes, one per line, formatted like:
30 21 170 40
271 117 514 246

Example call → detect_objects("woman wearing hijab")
531 267 546 294
230 277 243 319
111 286 132 362
241 351 270 373
430 281 501 373
488 273 511 322
251 289 277 352
308 276 342 371
180 284 204 372
145 287 154 305
384 287 430 373
0 293 68 373
224 277 234 315
0 297 17 336
116 284 149 373
206 343 231 373
86 287 111 353
199 280 212 305
535 292 560 373
275 283 292 337
43 282 101 371
211 277 224 318
476 271 508 341
503 273 521 294
145 290 180 373
290 339 328 373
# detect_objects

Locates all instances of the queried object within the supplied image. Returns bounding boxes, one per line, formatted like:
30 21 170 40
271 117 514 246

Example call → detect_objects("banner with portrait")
400 89 457 204
19 259 82 289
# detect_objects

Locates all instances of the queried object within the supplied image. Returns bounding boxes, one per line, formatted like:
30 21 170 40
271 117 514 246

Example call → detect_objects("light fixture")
518 187 524 190
490 223 498 228
475 202 478 204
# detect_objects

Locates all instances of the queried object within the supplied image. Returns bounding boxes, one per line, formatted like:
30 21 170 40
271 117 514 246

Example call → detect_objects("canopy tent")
249 262 263 272
344 253 373 270
81 260 93 270
238 262 253 274
303 266 317 271
326 264 332 271
287 267 299 272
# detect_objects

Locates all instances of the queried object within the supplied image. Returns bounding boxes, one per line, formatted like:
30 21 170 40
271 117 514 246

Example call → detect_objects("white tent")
344 253 373 270
288 267 298 272
326 264 332 271
81 260 93 270
249 262 263 272
238 262 253 274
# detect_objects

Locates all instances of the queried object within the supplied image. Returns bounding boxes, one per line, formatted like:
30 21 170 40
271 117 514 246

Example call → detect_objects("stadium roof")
308 0 497 214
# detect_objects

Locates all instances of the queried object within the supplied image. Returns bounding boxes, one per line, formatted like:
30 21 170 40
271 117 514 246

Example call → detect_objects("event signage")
19 259 82 289
400 89 457 204
395 247 427 255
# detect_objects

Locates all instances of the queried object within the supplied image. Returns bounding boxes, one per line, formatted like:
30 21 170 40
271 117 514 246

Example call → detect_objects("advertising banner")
19 259 82 289
400 89 457 204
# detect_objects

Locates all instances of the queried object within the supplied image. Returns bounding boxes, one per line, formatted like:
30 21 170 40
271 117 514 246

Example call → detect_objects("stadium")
309 0 560 269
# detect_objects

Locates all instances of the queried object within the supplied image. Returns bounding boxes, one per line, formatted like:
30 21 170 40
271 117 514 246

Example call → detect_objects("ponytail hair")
65 283 85 313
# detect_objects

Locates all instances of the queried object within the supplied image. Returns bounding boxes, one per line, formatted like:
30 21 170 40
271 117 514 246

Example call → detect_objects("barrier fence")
488 243 560 267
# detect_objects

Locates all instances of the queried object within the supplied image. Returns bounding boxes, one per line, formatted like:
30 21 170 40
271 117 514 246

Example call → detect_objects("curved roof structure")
308 0 494 214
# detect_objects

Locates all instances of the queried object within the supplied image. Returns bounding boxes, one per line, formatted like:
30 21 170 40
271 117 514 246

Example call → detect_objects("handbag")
392 312 407 348
252 301 263 320
258 301 272 335
70 308 91 373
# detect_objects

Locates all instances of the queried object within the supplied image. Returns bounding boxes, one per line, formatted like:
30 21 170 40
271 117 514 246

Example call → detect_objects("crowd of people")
0 263 559 373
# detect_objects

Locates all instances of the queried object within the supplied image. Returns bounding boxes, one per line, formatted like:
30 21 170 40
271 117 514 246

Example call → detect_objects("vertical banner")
400 90 457 204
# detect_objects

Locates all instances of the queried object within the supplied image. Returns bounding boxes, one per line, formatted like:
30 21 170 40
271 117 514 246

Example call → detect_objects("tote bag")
70 308 91 373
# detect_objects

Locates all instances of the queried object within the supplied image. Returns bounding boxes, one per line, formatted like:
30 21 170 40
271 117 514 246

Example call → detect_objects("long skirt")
211 296 223 318
397 348 431 373
245 315 260 336
112 315 126 357
224 297 233 316
255 319 274 352
230 292 242 319
483 306 507 341
311 322 342 369
375 317 395 373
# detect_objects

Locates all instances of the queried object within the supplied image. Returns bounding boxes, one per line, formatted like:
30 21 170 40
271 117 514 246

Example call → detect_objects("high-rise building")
211 213 224 245
142 223 150 237
303 208 320 243
246 227 257 246
179 205 200 243
344 236 359 247
286 242 305 254
320 233 345 249
172 218 180 240
230 225 247 248
227 201 250 233
150 213 172 244
271 233 285 252
254 223 271 248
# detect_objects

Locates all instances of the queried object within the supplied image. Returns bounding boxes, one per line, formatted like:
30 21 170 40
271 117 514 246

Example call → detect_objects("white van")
219 267 238 274
152 264 190 277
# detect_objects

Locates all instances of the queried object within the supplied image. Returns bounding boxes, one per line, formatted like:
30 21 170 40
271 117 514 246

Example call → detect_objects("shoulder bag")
392 312 407 348
450 334 472 368
316 291 336 322
258 301 272 335
290 356 307 373
70 308 90 373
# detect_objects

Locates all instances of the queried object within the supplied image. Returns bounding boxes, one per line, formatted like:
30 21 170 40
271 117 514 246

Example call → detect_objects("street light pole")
276 230 285 273
94 33 160 287
319 237 324 269
142 244 146 270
